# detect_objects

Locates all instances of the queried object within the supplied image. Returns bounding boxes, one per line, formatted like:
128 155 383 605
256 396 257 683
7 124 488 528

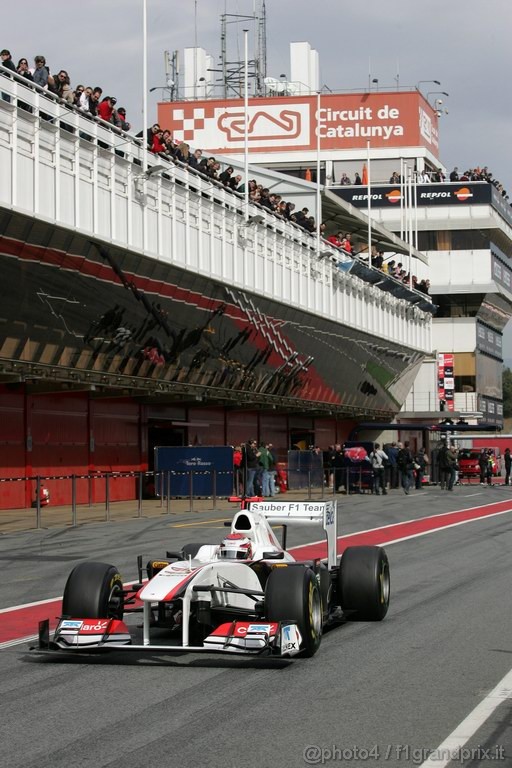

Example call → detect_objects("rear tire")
265 566 322 656
339 546 390 621
62 561 124 619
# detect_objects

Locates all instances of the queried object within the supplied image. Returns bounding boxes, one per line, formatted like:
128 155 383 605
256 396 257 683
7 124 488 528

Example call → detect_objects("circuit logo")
218 109 302 142
386 189 401 204
454 187 473 202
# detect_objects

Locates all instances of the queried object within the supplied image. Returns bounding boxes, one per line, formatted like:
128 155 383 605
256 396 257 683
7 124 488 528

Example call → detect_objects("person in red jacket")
233 445 243 495
97 96 116 124
150 128 166 154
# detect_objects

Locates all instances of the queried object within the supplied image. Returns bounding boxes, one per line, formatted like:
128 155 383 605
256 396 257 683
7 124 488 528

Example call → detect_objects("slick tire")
62 561 124 620
339 546 390 621
265 566 322 657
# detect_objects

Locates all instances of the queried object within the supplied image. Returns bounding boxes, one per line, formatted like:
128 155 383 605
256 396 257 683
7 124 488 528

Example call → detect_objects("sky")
5 0 512 356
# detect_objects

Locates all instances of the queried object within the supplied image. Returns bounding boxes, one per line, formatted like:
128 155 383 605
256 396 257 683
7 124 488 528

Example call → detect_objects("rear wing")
249 500 337 570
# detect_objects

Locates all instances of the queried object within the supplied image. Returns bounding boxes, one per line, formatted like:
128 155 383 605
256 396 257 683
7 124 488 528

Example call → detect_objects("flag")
361 164 368 185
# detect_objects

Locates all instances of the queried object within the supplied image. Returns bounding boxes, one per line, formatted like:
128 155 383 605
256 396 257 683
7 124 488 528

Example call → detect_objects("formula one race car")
34 501 390 659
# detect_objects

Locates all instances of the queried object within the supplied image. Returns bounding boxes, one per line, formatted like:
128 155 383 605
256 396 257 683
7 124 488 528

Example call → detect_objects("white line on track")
0 635 38 650
0 596 61 613
419 666 512 767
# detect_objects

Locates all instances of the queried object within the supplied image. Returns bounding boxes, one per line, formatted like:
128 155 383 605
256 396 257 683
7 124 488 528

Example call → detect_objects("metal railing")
0 465 381 529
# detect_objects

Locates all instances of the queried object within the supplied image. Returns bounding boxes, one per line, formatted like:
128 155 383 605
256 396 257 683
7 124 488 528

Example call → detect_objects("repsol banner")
332 183 493 208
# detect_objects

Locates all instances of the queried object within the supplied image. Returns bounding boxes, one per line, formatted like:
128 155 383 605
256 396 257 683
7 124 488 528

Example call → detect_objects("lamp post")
142 0 148 176
316 90 321 258
417 79 441 92
243 29 249 223
426 90 449 105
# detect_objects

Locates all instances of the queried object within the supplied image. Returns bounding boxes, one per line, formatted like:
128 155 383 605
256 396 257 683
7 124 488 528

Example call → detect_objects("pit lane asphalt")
1 486 511 768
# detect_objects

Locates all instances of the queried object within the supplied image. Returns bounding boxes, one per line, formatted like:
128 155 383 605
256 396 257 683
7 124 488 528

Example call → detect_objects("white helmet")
219 533 253 560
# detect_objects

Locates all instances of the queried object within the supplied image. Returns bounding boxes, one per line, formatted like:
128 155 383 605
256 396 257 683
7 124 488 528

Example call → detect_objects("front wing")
33 617 303 658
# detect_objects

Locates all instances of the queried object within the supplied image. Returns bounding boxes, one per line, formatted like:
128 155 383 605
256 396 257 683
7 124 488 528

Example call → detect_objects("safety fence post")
158 472 163 508
71 474 77 527
166 470 171 515
35 475 42 529
137 472 143 517
105 473 110 522
212 469 217 511
189 471 194 513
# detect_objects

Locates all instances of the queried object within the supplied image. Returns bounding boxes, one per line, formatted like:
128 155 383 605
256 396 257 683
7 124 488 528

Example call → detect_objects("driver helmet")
219 533 253 560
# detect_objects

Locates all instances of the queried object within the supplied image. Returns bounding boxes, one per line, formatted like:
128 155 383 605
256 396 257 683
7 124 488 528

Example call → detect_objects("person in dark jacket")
478 448 491 485
504 448 511 486
414 447 429 489
396 441 414 494
242 439 260 497
1 49 16 103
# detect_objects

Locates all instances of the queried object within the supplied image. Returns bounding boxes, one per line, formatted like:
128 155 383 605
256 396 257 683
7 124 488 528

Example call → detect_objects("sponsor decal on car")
80 620 110 634
59 620 83 630
280 624 302 655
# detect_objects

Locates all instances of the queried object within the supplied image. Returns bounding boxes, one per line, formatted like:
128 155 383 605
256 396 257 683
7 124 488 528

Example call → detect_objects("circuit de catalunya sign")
158 91 439 155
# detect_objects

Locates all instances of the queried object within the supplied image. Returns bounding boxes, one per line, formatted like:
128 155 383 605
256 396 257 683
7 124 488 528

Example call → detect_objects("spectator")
32 55 49 88
78 85 93 111
88 86 103 116
16 57 33 82
139 122 161 149
97 95 116 123
233 445 243 496
340 172 351 185
267 443 278 495
389 171 401 183
1 49 16 74
327 231 343 247
188 148 203 170
219 165 234 186
331 444 345 493
259 188 273 209
449 167 459 182
0 49 16 102
73 84 85 106
175 142 191 165
150 128 166 154
396 441 414 494
53 69 74 104
414 447 429 489
114 106 131 131
229 174 242 192
369 442 388 496
341 233 353 254
354 172 362 185
386 442 399 488
504 447 511 486
258 442 274 497
243 439 260 497
285 203 295 219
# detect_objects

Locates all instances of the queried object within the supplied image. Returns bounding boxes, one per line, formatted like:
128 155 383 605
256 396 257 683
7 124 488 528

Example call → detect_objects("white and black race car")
35 500 390 659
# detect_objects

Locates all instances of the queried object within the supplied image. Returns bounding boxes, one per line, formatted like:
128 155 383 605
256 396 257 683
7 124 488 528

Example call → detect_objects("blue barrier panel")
154 446 234 497
287 450 323 490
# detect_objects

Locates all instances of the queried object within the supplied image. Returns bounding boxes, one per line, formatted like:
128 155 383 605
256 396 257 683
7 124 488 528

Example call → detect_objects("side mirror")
261 551 285 559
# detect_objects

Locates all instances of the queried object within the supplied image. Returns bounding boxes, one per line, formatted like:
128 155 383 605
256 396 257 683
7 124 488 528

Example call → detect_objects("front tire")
62 561 124 619
265 566 322 656
339 546 390 621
